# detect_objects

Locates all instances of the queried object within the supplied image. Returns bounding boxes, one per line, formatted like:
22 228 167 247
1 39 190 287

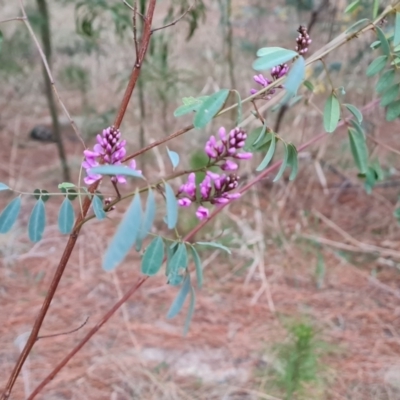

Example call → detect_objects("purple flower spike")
295 25 312 55
196 206 209 220
82 126 140 186
176 126 251 213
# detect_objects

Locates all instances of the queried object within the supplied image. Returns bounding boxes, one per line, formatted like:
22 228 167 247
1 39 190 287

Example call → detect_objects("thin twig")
26 278 148 400
18 0 85 149
36 317 89 341
151 2 194 33
132 1 140 62
312 209 400 259
0 16 26 23
367 134 400 156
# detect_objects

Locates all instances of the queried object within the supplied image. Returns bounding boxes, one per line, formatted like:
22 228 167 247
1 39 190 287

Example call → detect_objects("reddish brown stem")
0 1 157 399
123 123 193 163
26 277 148 400
114 0 156 128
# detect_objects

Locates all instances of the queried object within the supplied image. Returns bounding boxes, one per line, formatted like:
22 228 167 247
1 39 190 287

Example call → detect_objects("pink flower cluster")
250 64 289 99
82 126 140 185
177 127 252 220
295 25 312 55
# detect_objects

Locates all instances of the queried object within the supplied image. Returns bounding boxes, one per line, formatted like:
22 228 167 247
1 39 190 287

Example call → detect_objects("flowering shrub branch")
1 1 399 399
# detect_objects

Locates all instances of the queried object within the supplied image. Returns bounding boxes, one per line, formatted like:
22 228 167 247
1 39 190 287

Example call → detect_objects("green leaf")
141 236 165 276
256 133 276 171
196 241 232 254
183 284 196 336
173 96 209 117
167 273 191 319
375 26 390 57
386 100 400 121
343 104 363 123
372 0 379 18
348 128 369 174
253 48 298 71
273 141 289 182
244 126 272 153
58 182 76 189
345 0 360 14
394 12 400 47
139 188 156 240
0 183 9 191
380 84 400 107
164 182 178 229
166 147 179 170
370 40 381 50
253 120 268 147
345 19 370 34
167 243 188 286
92 195 106 220
190 245 203 289
256 46 291 57
89 165 143 179
0 197 21 234
58 198 74 234
366 55 388 77
102 190 142 271
287 144 299 181
303 80 314 92
193 89 229 129
284 56 305 96
28 199 46 243
349 119 365 138
323 94 341 133
376 69 395 93
0 30 3 54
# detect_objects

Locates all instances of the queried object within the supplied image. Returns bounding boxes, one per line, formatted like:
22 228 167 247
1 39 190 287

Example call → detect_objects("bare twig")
367 134 400 156
18 0 85 149
36 317 89 341
0 16 26 23
36 0 70 181
132 1 140 62
311 209 400 259
151 2 194 33
26 278 148 400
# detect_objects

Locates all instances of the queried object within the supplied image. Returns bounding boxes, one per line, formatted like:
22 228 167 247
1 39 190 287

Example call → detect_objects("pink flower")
178 198 192 207
221 160 238 171
196 206 209 220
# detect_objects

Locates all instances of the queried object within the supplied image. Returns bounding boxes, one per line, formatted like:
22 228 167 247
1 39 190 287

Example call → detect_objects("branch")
151 2 194 33
0 16 26 23
0 1 158 399
36 317 89 341
26 278 147 400
124 4 396 164
18 0 85 149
